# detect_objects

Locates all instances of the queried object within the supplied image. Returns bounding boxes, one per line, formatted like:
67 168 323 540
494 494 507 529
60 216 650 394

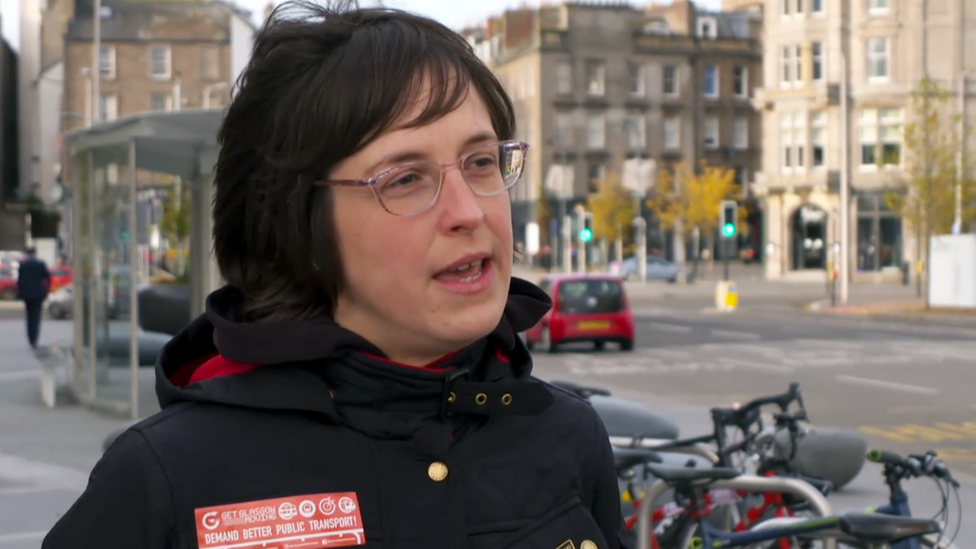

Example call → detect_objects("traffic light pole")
574 205 586 274
723 242 730 282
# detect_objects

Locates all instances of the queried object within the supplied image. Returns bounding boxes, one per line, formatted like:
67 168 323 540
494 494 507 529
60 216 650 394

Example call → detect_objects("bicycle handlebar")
710 382 807 433
867 449 960 487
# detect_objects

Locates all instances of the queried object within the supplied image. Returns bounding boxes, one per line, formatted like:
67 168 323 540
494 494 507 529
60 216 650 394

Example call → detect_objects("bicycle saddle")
613 447 663 475
644 464 741 484
838 513 940 544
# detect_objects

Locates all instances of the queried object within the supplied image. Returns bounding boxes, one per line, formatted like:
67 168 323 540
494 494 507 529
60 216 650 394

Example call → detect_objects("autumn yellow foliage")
586 172 638 242
645 162 742 238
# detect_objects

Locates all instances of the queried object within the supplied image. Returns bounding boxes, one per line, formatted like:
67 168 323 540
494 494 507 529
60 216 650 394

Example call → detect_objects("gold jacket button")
581 541 598 549
428 461 449 482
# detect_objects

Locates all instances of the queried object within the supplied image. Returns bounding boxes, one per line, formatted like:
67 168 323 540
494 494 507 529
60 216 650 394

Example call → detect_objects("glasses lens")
463 141 525 196
376 161 441 215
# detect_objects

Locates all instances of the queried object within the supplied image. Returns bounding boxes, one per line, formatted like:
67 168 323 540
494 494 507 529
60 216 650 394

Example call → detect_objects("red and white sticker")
194 492 365 549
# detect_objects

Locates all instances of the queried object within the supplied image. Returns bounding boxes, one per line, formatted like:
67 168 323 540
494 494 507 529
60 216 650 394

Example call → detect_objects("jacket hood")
154 277 554 426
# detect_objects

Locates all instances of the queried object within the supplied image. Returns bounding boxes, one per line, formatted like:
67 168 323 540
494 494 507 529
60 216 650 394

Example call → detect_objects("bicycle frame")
635 475 837 549
694 515 841 548
870 483 920 549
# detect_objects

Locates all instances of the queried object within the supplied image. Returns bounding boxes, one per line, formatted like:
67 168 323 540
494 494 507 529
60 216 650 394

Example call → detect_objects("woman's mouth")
434 258 486 283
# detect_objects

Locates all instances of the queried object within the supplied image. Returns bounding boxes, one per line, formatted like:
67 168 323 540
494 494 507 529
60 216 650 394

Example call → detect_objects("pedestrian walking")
42 2 629 549
16 246 50 349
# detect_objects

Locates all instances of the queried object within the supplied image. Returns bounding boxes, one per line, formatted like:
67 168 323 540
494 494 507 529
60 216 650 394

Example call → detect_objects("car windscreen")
557 279 624 314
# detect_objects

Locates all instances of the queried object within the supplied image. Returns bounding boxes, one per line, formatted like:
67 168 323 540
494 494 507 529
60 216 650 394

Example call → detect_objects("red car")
524 274 635 352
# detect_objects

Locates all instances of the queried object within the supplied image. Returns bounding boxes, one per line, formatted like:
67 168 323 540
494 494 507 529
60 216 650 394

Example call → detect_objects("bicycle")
635 462 941 549
617 384 834 545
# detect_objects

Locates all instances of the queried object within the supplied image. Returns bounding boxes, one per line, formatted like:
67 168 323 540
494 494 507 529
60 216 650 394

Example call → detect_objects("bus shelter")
62 109 224 418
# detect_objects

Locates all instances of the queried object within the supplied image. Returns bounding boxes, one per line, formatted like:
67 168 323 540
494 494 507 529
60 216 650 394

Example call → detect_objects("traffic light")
579 214 593 242
579 227 593 243
719 200 737 239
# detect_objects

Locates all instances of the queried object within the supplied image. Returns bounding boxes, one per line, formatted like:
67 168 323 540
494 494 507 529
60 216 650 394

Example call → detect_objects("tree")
645 162 741 280
160 177 191 280
883 78 976 303
587 171 637 264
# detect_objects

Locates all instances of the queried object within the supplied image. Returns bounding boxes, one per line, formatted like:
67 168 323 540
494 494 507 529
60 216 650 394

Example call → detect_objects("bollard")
715 280 738 312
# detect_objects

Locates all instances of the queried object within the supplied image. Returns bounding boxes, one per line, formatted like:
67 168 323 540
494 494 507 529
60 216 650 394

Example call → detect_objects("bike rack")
635 475 837 549
608 436 721 464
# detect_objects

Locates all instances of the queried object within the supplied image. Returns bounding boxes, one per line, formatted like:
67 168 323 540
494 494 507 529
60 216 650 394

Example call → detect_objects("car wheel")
0 288 16 301
667 276 678 284
594 341 605 351
48 306 61 319
541 326 558 353
620 340 634 351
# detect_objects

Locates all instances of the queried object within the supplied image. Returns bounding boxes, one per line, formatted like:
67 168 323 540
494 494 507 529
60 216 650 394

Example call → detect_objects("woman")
42 2 628 548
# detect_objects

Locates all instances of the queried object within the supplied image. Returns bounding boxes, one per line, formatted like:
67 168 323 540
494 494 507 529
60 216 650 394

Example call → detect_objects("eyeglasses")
315 140 529 217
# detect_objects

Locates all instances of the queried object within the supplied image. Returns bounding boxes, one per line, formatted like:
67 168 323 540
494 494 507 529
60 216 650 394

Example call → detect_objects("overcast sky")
1 0 722 51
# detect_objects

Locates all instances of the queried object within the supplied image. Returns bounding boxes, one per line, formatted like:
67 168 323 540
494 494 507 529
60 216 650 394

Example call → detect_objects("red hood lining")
173 348 512 387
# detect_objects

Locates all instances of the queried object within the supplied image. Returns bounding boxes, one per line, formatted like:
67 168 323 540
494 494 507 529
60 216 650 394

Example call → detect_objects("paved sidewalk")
0 319 133 547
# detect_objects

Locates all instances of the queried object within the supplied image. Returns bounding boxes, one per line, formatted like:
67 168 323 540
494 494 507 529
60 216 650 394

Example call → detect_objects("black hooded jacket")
42 278 629 549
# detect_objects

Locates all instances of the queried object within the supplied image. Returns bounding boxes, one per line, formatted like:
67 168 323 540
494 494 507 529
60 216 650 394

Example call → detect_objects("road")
529 291 976 544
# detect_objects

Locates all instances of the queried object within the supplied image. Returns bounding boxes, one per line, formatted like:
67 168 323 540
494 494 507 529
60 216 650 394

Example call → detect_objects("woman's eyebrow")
365 131 498 174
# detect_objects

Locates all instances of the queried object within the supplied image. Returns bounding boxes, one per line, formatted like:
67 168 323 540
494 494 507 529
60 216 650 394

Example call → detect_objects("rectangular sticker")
195 492 365 549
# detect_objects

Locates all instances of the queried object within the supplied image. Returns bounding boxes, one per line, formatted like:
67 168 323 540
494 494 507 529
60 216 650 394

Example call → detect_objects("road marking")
647 348 693 358
718 357 795 374
836 374 940 396
858 421 976 443
0 485 73 496
710 329 761 341
0 452 89 491
0 370 39 383
649 323 692 334
0 531 49 544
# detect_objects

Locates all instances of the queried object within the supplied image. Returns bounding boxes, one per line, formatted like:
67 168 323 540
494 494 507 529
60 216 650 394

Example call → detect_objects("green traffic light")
120 231 130 241
722 223 736 238
579 228 593 242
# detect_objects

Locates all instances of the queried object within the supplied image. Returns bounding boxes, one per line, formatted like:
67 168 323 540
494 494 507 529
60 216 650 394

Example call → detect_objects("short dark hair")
212 0 516 323
24 246 36 255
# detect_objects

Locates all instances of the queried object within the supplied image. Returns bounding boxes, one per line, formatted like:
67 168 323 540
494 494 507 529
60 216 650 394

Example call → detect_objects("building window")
811 111 826 167
150 45 171 79
860 108 902 168
99 94 118 122
663 117 680 149
703 65 718 98
796 0 804 15
812 0 823 14
663 65 678 95
811 42 824 81
625 114 646 149
794 45 802 83
734 166 748 189
703 116 719 149
586 114 606 149
150 93 171 112
868 0 889 15
782 0 791 17
697 17 717 40
99 46 115 79
733 66 748 98
556 62 572 95
629 63 645 96
200 46 219 81
588 162 605 193
867 37 889 81
585 60 605 96
555 112 575 147
733 117 749 149
781 112 806 172
780 46 793 86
